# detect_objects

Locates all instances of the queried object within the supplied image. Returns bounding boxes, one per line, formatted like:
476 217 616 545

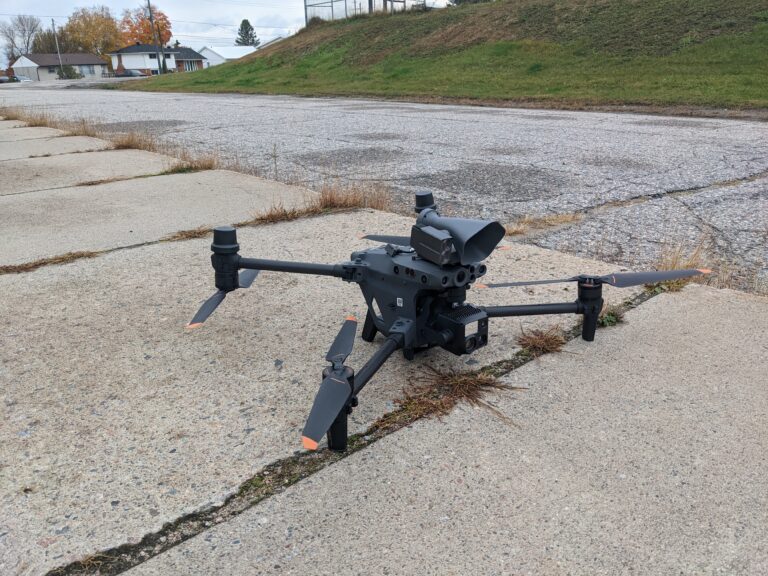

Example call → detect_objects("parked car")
14 75 32 82
0 76 10 83
115 69 148 78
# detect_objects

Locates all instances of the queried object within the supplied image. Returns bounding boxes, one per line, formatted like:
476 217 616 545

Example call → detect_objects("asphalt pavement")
1 85 765 290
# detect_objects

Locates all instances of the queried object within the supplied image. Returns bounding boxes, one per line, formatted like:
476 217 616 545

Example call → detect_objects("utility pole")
146 0 163 74
304 0 309 26
52 19 64 79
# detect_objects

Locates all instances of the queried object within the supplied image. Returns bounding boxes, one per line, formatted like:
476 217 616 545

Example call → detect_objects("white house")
199 46 258 67
10 53 107 81
109 44 176 75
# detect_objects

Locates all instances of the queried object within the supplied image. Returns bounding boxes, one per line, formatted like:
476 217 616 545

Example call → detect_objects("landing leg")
326 406 348 452
361 311 377 342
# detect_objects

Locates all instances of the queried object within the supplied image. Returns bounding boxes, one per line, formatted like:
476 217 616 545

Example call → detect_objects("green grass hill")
128 0 768 109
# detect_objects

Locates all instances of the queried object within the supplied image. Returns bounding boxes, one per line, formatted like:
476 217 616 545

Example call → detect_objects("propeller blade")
239 268 260 288
475 277 577 289
325 316 358 364
301 372 352 450
187 290 226 328
362 234 411 246
600 269 710 288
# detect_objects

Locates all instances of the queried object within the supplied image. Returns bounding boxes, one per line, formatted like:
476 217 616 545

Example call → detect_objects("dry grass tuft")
240 183 392 227
505 213 582 236
110 131 159 152
516 324 566 356
648 240 708 292
162 225 212 242
314 182 391 211
64 118 100 138
163 150 220 174
0 251 100 275
374 366 514 431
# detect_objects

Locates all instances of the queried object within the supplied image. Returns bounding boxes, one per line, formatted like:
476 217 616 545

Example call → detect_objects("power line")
174 19 291 30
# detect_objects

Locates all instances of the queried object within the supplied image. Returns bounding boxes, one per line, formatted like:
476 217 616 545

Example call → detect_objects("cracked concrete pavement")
1 86 765 289
126 285 768 576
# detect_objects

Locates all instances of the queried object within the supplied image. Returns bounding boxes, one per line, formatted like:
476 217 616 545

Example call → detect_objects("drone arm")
480 281 604 341
238 257 354 280
481 302 580 318
352 333 404 395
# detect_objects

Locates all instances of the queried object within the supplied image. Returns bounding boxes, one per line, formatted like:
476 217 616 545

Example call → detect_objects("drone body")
189 192 708 452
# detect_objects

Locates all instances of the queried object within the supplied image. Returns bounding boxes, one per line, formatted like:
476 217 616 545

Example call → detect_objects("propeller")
476 268 711 290
361 234 411 246
302 316 358 450
186 269 261 328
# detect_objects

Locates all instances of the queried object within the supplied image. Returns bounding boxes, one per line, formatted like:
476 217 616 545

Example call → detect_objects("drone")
188 192 709 452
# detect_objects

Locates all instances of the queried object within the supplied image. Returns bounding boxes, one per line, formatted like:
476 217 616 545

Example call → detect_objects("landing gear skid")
361 311 377 342
327 397 357 452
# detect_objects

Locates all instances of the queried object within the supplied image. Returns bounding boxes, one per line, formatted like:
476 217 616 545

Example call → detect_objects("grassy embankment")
126 0 768 108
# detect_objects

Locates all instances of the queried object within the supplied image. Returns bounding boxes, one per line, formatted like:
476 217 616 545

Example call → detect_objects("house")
174 47 207 72
109 43 206 75
199 46 258 67
10 53 107 81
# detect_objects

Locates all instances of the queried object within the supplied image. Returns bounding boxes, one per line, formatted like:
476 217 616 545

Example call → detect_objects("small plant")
516 324 565 356
598 303 624 327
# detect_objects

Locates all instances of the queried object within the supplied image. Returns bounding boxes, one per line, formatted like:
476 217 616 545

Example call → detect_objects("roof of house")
19 53 105 66
175 47 205 61
110 44 178 55
109 44 205 60
200 46 257 60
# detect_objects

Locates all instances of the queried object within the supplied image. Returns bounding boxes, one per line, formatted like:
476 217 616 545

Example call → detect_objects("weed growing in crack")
598 303 625 327
515 324 566 357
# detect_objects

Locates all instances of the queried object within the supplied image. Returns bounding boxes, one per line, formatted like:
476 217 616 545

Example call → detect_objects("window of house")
149 53 157 59
48 66 56 73
86 65 95 75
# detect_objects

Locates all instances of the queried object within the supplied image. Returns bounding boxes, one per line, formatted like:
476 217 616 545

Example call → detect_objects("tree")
32 29 77 54
120 4 172 46
64 6 121 58
57 64 82 80
235 19 260 47
0 15 42 63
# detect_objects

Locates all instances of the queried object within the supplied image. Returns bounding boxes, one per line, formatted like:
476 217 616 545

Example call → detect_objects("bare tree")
0 15 42 63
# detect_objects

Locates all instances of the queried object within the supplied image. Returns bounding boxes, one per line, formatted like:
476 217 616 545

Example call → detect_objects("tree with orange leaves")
120 4 172 46
64 6 121 57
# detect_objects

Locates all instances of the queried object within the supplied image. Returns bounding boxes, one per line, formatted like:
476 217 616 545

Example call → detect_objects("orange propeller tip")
475 283 488 289
346 315 357 321
697 268 712 274
302 436 319 451
186 322 203 330
496 245 512 251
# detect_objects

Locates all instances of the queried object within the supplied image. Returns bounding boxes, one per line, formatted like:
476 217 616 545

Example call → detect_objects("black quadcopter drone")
188 192 709 452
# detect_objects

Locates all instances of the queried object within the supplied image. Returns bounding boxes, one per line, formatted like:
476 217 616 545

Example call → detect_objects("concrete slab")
0 135 109 161
0 120 26 129
0 126 64 142
0 170 312 265
0 211 635 575
1 149 179 196
126 285 768 576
